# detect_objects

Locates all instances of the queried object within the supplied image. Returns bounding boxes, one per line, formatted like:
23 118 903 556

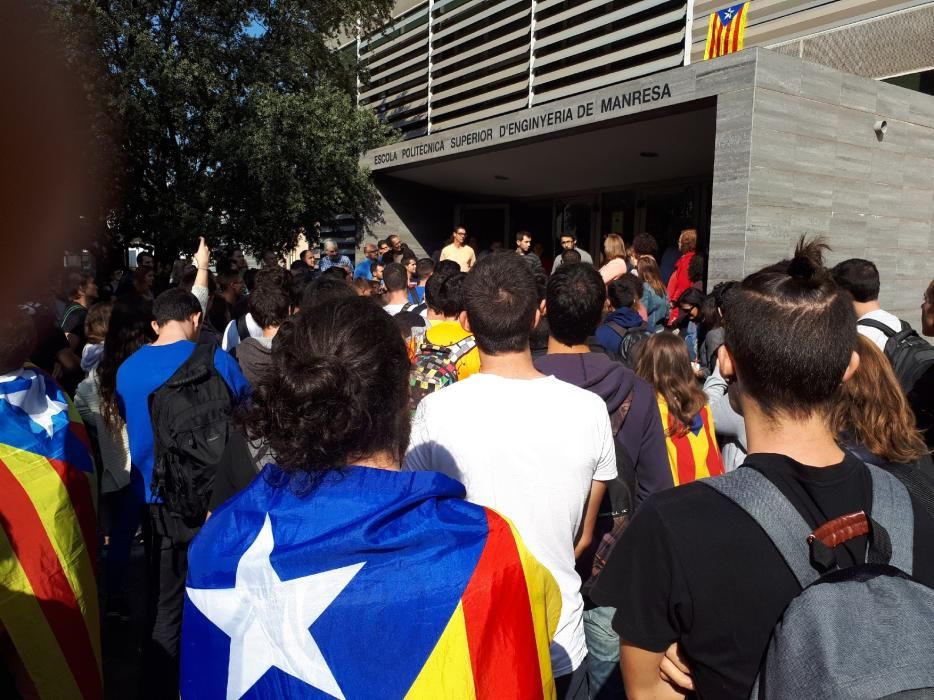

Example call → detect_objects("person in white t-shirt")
380 262 427 318
831 258 901 352
405 253 617 699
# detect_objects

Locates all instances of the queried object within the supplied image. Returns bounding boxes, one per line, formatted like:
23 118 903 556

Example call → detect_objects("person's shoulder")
641 477 727 523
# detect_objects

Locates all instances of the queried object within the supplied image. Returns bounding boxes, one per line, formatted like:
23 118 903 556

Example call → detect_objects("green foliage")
48 0 395 257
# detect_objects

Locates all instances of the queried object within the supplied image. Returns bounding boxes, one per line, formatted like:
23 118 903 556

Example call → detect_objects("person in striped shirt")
634 332 724 486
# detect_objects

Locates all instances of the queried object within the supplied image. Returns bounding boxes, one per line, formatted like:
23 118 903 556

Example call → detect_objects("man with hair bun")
592 238 934 699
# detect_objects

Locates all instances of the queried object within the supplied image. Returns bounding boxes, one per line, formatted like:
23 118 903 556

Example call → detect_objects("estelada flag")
182 465 561 699
0 368 101 698
704 2 750 60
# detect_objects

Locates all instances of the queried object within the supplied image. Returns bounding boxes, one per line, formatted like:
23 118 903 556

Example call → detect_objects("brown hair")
829 335 929 464
602 234 627 264
679 229 697 253
637 255 666 297
635 332 707 435
84 302 112 345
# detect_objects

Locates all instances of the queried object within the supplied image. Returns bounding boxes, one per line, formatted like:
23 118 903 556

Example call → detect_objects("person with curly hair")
182 296 562 698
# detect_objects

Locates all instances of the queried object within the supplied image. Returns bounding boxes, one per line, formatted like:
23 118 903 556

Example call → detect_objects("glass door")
553 197 598 263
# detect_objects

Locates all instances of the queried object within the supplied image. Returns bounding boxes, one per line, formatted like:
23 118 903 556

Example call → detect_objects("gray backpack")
704 465 934 699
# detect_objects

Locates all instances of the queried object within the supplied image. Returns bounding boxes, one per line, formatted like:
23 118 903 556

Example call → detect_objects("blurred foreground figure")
0 309 100 698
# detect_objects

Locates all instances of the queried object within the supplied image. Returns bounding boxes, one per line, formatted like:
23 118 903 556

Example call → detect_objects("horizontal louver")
352 0 687 137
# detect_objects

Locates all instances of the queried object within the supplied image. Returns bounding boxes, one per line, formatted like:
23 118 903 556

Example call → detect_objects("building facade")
350 2 934 327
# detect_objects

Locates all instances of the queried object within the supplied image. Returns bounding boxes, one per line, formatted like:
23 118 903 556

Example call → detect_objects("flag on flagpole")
0 368 101 699
182 466 561 699
704 2 750 60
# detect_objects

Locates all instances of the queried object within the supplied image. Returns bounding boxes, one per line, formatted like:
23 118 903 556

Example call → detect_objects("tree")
48 0 395 258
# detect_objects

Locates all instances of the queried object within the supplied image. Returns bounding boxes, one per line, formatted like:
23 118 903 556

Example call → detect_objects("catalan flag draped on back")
657 395 725 486
0 368 101 699
704 2 749 60
182 465 561 699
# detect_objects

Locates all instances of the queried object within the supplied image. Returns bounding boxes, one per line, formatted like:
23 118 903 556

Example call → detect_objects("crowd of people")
3 227 934 699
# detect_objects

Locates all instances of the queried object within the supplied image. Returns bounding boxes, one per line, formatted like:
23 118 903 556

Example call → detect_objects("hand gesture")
194 237 210 270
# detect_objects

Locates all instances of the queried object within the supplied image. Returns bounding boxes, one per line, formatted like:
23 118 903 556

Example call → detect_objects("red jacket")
667 251 695 324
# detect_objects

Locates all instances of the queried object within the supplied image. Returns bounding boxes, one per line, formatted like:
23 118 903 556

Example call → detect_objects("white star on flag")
186 514 365 700
0 370 68 438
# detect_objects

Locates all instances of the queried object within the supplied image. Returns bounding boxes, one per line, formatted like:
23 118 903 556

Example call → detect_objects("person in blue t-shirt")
116 286 249 699
354 242 379 280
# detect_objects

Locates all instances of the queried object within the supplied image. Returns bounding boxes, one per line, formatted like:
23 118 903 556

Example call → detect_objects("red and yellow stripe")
704 3 749 60
658 397 725 486
0 440 101 699
407 510 560 699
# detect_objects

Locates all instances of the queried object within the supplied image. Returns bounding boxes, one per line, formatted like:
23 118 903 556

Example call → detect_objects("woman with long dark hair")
181 296 561 698
635 332 724 486
84 299 155 618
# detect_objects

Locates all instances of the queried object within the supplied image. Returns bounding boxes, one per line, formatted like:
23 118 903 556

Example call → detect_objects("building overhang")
362 48 759 174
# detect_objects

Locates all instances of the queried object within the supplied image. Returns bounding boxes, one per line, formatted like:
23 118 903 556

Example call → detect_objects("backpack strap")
60 303 83 330
445 335 476 364
400 302 413 313
856 317 898 338
702 469 820 589
866 463 914 575
236 314 250 341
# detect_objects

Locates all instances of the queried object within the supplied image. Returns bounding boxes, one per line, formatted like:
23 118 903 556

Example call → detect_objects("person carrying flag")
182 296 561 699
0 306 101 699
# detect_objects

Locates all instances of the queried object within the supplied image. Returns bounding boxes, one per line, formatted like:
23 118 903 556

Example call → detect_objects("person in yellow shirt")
439 226 476 272
423 271 480 380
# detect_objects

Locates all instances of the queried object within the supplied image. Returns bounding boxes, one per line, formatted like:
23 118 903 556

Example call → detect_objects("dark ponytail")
723 236 856 418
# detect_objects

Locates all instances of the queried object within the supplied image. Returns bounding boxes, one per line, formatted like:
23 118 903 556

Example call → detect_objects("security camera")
873 120 887 140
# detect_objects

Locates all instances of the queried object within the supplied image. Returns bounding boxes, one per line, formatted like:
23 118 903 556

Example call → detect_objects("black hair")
462 253 539 354
383 262 408 292
425 271 466 317
400 251 417 265
688 254 705 284
831 258 880 303
300 275 357 310
290 259 308 271
377 239 389 248
675 287 705 309
216 269 241 291
434 260 461 277
0 307 37 372
416 258 435 279
631 232 658 258
560 249 582 265
322 266 348 281
253 267 292 294
724 236 856 418
61 268 93 301
546 263 605 345
242 297 411 481
249 285 291 329
215 258 240 276
99 299 156 429
153 288 201 326
243 268 259 292
394 311 426 338
607 275 644 310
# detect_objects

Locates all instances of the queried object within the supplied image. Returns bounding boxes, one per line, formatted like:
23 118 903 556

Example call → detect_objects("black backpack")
858 318 934 393
149 344 233 524
605 321 652 368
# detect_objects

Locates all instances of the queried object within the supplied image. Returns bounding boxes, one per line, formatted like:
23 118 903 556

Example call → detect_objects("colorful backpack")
409 336 476 414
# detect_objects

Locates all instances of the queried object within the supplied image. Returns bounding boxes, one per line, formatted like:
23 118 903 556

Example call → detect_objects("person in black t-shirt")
591 238 934 700
59 268 98 354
